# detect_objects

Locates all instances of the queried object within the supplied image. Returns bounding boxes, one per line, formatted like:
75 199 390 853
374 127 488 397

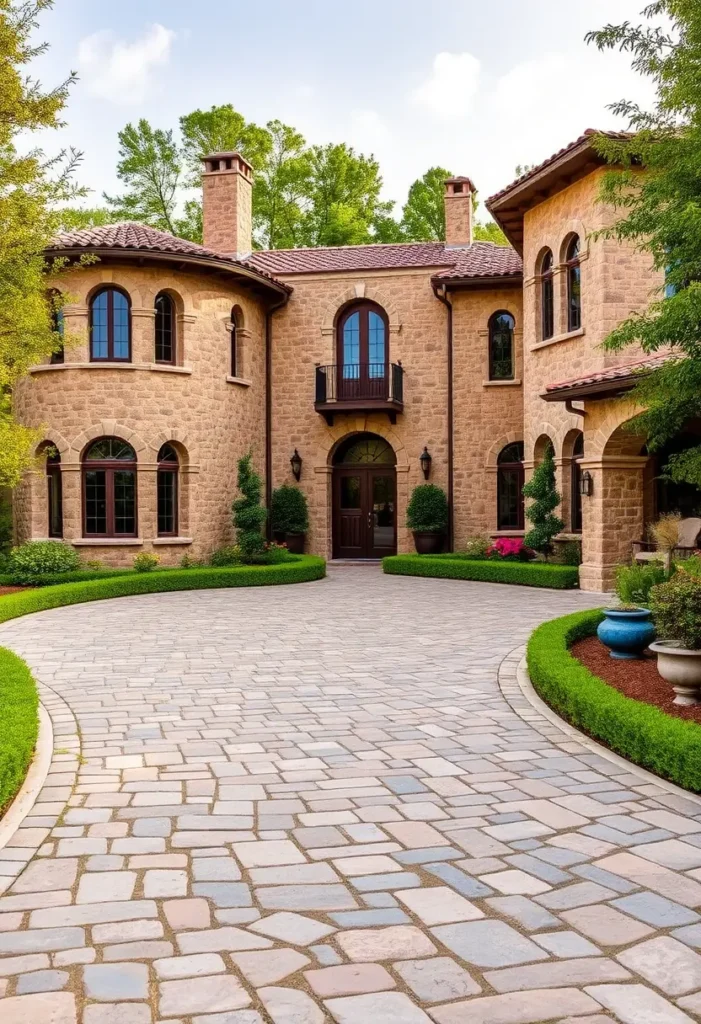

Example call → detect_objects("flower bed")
528 609 701 792
383 555 579 589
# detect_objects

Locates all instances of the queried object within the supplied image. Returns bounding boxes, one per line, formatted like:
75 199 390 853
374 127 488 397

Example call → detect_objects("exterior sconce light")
290 449 302 481
579 470 593 497
419 446 432 480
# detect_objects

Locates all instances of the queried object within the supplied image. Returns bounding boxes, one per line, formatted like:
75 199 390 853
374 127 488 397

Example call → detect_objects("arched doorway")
332 433 396 559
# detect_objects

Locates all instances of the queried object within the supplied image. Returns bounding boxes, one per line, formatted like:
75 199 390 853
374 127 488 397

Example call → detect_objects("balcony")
314 363 404 425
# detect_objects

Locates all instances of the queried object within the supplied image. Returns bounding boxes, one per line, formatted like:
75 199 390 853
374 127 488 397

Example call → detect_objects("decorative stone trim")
71 538 144 546
226 375 252 387
530 326 585 351
320 283 402 337
30 362 193 375
482 379 522 387
152 537 193 545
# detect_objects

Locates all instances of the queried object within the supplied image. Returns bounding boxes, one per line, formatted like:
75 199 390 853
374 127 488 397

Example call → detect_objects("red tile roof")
432 242 523 281
48 222 291 292
545 354 672 394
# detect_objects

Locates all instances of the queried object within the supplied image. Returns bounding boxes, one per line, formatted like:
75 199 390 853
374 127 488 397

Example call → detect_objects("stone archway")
331 432 397 559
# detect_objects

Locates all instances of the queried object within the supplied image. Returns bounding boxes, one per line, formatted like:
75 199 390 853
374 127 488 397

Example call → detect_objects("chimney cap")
202 151 254 176
445 175 476 193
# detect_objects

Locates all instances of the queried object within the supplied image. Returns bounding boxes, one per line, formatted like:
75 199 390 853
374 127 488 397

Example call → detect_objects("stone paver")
2 568 701 1021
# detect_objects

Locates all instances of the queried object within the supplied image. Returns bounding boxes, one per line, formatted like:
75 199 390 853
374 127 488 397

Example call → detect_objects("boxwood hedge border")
527 609 701 792
0 556 325 815
383 555 579 589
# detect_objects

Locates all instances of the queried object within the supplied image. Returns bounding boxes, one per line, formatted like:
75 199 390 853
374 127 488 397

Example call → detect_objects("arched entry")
332 433 397 559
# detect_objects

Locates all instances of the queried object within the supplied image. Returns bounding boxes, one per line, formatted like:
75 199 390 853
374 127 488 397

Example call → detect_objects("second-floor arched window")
488 311 515 380
90 287 131 362
566 235 582 332
540 250 554 341
155 293 175 364
337 302 388 398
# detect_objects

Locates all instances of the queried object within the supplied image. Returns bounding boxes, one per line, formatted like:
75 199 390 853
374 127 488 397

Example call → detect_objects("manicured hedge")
383 555 579 589
528 609 701 792
0 557 326 626
0 648 38 815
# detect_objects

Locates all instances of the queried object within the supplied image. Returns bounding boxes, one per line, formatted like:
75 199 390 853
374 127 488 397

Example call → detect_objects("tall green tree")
586 1 701 485
179 104 271 186
253 120 310 249
0 0 84 487
401 166 451 241
103 120 182 233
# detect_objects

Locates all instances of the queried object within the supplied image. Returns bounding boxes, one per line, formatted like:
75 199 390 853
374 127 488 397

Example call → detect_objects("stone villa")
14 129 680 591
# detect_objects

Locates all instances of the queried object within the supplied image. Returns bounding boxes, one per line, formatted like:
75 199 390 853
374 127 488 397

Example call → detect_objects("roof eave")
432 272 523 290
542 376 638 402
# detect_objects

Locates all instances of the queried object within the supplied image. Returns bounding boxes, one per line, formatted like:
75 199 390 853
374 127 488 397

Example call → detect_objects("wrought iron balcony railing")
314 363 404 424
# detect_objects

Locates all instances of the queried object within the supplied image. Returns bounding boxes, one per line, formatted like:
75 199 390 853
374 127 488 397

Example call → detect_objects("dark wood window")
157 443 178 537
230 311 238 377
49 292 64 364
540 250 554 341
90 288 131 362
571 432 584 532
497 441 525 530
336 302 388 399
47 452 63 538
82 437 137 538
155 293 175 364
489 311 515 380
566 235 582 332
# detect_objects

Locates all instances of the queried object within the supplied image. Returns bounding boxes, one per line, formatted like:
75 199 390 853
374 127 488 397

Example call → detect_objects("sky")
29 0 657 222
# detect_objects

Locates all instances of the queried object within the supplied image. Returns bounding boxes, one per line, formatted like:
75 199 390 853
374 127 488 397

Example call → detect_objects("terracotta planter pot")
284 532 305 555
650 640 701 706
412 531 444 555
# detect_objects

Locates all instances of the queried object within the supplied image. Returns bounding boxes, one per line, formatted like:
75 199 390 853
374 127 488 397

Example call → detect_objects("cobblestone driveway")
1 566 701 1023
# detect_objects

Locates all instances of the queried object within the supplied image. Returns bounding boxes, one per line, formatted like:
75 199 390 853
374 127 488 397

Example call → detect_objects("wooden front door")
333 466 396 559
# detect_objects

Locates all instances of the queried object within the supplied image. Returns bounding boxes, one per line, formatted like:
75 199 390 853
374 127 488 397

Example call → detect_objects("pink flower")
488 538 525 559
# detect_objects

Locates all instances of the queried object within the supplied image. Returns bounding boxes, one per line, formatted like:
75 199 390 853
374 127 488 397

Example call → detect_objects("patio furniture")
632 516 701 562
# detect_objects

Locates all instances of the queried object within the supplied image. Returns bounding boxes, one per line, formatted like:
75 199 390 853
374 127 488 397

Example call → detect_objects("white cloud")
77 23 175 105
411 52 481 120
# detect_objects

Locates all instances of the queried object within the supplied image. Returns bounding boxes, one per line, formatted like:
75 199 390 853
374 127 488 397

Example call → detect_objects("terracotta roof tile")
545 354 671 393
432 242 522 281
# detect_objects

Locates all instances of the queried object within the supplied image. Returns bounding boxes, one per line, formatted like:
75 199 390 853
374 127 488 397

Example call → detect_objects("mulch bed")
0 587 28 597
572 634 701 724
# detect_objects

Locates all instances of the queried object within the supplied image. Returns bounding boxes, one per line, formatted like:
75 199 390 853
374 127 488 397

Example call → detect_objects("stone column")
61 465 82 543
579 454 649 592
137 463 158 545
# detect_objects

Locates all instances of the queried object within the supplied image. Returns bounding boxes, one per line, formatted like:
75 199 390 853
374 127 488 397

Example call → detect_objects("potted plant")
596 562 661 660
406 484 448 554
650 567 701 705
270 484 309 555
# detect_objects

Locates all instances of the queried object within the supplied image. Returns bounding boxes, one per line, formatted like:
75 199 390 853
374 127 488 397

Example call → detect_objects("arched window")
46 451 63 538
488 311 515 381
566 235 582 332
90 288 131 362
230 306 243 378
157 444 179 537
48 291 64 365
155 293 175 364
337 302 388 398
497 442 524 530
82 438 137 538
540 250 554 341
571 432 584 532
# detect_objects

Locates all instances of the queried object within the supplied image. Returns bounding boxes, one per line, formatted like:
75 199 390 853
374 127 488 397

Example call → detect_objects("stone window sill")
72 538 144 546
482 379 522 387
30 362 193 375
226 375 252 387
531 327 585 351
152 537 193 545
490 530 525 538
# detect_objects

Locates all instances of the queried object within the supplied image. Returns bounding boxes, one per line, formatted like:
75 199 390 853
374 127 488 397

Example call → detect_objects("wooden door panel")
333 466 397 559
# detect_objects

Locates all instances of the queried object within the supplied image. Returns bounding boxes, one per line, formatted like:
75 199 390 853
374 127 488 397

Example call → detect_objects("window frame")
496 442 525 531
230 312 238 378
488 310 515 381
336 301 389 377
49 292 65 365
157 444 179 537
81 438 138 539
540 250 554 341
46 453 63 538
89 287 132 363
565 235 582 332
154 292 176 365
570 432 584 533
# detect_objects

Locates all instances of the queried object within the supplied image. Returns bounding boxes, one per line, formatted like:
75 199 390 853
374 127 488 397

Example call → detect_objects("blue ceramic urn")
597 608 656 660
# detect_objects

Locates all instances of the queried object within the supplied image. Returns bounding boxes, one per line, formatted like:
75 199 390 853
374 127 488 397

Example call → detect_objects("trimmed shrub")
487 538 533 561
271 485 309 535
615 560 668 607
383 555 579 589
0 648 38 814
8 540 80 584
406 485 449 532
463 535 490 560
528 609 701 792
133 552 160 573
523 447 564 556
210 545 241 567
233 452 267 559
558 540 583 567
650 568 701 648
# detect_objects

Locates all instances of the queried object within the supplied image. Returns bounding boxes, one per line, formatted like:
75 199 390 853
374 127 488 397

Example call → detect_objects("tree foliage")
523 447 564 556
586 1 701 484
0 0 84 487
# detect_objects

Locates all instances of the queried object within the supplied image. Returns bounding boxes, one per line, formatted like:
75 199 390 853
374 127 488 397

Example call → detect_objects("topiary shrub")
406 484 449 532
210 545 242 567
8 540 80 584
232 452 267 560
523 447 564 557
650 568 701 649
133 552 160 573
270 485 309 535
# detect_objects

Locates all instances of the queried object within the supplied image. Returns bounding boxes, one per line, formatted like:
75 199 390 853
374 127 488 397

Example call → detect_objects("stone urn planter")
284 532 305 555
412 531 444 555
596 608 656 660
649 641 701 705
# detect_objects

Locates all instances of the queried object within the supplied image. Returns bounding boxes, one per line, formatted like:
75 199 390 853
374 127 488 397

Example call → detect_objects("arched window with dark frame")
154 293 175 364
337 301 388 399
157 444 179 537
82 438 137 538
488 311 515 381
571 432 584 532
230 306 242 378
540 250 554 341
90 287 131 362
46 450 63 538
497 441 525 530
566 235 582 332
48 291 65 364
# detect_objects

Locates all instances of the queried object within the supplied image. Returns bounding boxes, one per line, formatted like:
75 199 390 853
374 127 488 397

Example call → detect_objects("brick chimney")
202 152 253 257
444 176 475 248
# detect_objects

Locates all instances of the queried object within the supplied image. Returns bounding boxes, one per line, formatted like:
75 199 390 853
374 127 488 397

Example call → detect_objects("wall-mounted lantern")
579 469 593 497
419 446 432 480
290 449 302 481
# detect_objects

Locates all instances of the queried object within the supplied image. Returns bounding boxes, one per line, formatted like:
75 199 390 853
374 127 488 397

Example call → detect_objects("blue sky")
32 0 655 220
